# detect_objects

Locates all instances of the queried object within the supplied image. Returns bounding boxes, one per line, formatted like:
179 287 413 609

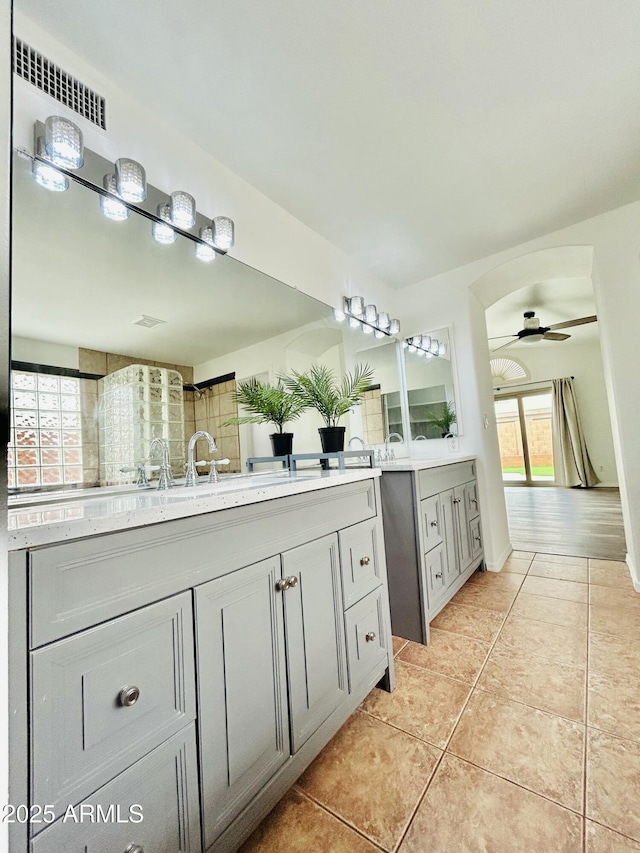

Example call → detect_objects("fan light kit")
403 334 447 358
489 311 598 352
334 297 400 338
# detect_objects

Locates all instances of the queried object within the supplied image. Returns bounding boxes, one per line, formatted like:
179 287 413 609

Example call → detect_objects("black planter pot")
318 426 346 454
270 432 294 457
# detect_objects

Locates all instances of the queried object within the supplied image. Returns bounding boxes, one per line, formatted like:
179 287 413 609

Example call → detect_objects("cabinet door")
470 517 483 560
339 519 382 609
282 534 348 752
195 557 289 849
465 480 480 520
421 494 443 553
344 588 388 693
439 489 459 586
423 543 447 607
454 485 472 571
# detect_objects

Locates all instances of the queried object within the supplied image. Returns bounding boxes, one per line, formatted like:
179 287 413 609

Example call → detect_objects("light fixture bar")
335 296 400 338
403 333 446 358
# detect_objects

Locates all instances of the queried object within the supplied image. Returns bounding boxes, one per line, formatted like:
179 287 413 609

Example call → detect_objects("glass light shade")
363 323 374 335
364 304 377 324
170 191 196 228
33 137 68 192
348 296 364 316
374 329 385 339
101 174 130 221
44 115 84 169
438 342 447 356
429 338 440 354
408 344 417 353
211 216 235 250
195 226 216 261
377 312 390 330
349 316 362 329
421 335 431 351
152 203 177 245
333 308 346 322
402 341 408 348
115 158 147 202
389 318 400 335
426 352 435 359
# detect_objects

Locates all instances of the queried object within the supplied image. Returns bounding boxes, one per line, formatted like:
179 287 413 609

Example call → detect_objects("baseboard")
486 542 513 573
627 552 640 592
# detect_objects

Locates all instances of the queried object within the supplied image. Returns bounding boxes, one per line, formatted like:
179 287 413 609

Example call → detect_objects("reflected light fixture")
44 115 84 169
33 136 69 192
338 295 400 339
100 174 130 221
195 225 216 261
115 157 147 202
404 334 448 358
170 191 196 229
152 203 177 244
211 216 235 251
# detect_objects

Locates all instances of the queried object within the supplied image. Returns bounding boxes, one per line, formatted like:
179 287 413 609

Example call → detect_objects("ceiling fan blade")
543 332 570 341
491 338 518 352
548 315 597 331
488 334 517 341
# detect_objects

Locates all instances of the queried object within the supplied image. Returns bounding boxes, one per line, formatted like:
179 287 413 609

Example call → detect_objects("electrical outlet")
448 436 459 453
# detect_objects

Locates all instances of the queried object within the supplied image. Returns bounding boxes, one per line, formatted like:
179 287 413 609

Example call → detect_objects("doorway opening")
494 390 554 485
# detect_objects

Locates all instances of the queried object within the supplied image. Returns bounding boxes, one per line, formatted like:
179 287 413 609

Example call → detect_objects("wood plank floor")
504 486 627 560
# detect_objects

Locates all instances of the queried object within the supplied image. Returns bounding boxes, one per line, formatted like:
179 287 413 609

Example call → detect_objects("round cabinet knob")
119 686 140 707
453 498 461 504
471 498 478 505
287 575 299 588
360 556 371 566
275 578 290 592
434 572 443 579
430 520 438 528
125 845 144 853
365 631 376 642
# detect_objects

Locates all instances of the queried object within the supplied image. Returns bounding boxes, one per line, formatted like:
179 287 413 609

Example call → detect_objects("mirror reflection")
403 327 460 440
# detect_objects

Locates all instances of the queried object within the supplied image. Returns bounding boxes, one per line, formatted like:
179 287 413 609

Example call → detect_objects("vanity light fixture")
32 136 69 192
170 191 197 229
152 203 177 244
211 216 235 252
100 174 130 221
337 296 401 339
44 115 84 169
195 225 216 261
405 334 447 358
115 158 147 202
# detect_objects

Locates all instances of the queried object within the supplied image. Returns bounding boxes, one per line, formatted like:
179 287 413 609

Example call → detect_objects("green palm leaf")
282 363 374 427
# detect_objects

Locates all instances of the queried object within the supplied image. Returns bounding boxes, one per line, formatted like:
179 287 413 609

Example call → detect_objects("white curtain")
552 377 599 488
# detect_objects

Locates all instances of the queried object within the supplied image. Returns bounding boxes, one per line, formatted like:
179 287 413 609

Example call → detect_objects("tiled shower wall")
361 388 384 446
192 380 241 474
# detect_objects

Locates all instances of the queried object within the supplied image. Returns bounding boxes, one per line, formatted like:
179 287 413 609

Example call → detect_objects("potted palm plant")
283 363 374 454
222 378 307 456
425 400 457 438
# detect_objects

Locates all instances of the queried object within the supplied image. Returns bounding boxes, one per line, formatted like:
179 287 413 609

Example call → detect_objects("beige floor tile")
521 575 589 603
529 560 589 584
451 582 517 614
535 553 588 567
297 710 440 851
587 729 640 843
502 557 532 575
398 754 583 853
392 635 409 657
590 604 640 639
590 585 640 610
361 659 470 749
430 601 505 643
590 562 634 590
590 631 640 681
239 789 380 852
510 550 535 563
477 645 586 722
511 592 588 628
448 691 585 811
467 570 524 591
496 613 587 667
586 820 640 852
398 632 490 684
589 671 640 744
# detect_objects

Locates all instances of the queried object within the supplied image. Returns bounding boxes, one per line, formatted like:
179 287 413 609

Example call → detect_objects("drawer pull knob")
430 520 438 528
125 845 144 853
453 498 461 504
474 535 482 544
360 556 371 566
275 578 290 592
471 498 478 505
434 572 443 579
287 575 299 588
119 686 140 707
365 631 376 642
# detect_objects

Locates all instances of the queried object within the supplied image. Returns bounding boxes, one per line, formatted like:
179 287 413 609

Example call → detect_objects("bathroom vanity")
8 469 394 852
380 457 485 644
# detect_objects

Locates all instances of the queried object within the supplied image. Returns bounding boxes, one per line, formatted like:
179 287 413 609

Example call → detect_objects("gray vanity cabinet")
381 460 485 645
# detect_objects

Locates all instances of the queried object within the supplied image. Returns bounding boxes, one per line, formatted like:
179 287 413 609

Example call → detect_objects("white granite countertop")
8 467 380 551
378 455 476 472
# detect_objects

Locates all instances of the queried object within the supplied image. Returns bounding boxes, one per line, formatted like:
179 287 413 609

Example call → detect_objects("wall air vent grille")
12 37 106 130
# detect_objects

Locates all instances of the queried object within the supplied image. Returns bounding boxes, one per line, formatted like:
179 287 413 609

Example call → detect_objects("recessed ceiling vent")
12 36 106 130
131 315 167 329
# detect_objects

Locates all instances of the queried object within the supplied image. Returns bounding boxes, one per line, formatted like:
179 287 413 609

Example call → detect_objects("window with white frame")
8 370 83 489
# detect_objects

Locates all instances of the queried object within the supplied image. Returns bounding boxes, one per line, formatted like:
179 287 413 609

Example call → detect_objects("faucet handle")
196 458 231 484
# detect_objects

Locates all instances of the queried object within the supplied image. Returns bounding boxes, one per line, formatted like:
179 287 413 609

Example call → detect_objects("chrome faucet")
186 431 217 486
348 436 365 450
383 432 403 462
149 437 173 490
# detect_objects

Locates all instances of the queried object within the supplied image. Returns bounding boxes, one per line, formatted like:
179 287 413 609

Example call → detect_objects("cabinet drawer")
31 592 196 820
339 519 382 608
31 725 201 852
344 587 388 692
465 481 480 520
420 495 443 553
418 460 476 499
470 517 483 560
423 544 447 606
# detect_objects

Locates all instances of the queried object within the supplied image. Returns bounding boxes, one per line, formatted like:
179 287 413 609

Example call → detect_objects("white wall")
12 335 79 370
502 339 618 486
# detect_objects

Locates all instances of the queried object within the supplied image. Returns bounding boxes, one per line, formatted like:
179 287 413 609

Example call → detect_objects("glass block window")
8 370 83 489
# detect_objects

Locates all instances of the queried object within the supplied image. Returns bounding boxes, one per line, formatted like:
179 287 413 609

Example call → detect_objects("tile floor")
240 552 640 852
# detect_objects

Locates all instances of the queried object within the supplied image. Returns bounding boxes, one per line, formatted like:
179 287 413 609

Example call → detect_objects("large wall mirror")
10 149 408 491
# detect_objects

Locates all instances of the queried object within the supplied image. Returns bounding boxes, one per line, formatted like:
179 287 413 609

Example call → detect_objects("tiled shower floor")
240 552 640 852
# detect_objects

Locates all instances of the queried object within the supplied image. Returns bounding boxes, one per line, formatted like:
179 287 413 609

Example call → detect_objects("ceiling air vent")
131 315 167 329
12 36 106 130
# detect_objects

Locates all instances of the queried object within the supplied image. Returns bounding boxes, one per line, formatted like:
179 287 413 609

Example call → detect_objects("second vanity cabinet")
381 458 485 645
9 474 393 853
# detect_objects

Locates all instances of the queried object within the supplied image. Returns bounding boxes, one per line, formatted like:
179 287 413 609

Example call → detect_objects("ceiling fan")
489 311 597 351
